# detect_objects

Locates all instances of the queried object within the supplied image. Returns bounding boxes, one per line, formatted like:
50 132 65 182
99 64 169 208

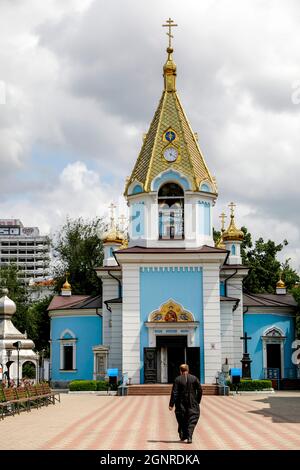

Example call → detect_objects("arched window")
60 329 77 371
158 183 184 240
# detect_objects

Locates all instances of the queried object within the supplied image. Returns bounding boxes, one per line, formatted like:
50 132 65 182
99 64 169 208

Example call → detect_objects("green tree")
242 235 299 293
292 286 300 338
0 264 29 333
213 225 299 293
26 295 53 355
52 217 105 296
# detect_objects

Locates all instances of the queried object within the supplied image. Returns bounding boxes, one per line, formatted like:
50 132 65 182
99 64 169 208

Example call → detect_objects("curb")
68 391 118 396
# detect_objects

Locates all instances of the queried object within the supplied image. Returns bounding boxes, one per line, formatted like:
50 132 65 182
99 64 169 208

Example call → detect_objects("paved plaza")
0 392 300 450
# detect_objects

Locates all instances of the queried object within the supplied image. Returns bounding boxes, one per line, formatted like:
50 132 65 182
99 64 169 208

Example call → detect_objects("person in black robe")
169 363 202 443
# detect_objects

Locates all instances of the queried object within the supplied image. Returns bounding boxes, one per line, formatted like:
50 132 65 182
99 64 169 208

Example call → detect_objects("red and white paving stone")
0 392 299 450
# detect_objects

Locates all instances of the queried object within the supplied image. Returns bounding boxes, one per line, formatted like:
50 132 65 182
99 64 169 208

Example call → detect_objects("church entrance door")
266 343 282 378
157 336 187 384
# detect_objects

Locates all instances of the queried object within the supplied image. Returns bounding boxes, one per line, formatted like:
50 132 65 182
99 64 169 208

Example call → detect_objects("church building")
49 24 298 388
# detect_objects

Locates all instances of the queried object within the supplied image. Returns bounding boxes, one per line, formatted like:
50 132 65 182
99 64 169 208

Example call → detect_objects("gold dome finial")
162 18 178 92
216 212 227 249
62 272 71 290
276 272 286 289
223 202 244 242
220 212 227 233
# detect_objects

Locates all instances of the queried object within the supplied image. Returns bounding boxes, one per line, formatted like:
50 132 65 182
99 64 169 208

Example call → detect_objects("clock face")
164 146 178 162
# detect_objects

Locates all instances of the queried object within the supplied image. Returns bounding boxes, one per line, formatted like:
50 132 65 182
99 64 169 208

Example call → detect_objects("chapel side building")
49 40 298 388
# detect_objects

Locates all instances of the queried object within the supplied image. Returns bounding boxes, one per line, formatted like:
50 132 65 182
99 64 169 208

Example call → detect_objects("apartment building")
0 219 50 284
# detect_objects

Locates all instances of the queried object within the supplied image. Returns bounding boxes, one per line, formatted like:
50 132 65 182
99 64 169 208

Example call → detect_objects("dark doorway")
157 336 188 384
186 347 201 380
267 343 282 378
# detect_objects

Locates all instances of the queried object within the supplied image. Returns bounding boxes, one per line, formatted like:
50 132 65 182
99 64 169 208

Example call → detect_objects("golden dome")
119 237 129 250
62 274 71 290
223 203 244 242
276 275 286 289
102 227 124 245
163 47 177 92
216 237 226 250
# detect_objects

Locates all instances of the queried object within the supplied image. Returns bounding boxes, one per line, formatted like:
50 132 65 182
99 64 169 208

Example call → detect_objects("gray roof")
243 292 297 308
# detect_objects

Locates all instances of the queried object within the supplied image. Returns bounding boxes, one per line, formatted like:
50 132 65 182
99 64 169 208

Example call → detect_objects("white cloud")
0 0 299 269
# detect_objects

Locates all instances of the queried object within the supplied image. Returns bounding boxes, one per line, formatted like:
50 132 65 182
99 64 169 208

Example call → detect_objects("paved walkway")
0 392 300 450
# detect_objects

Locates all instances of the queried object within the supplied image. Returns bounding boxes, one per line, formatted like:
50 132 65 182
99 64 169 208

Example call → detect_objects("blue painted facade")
198 201 211 236
51 315 102 382
139 267 204 383
243 313 296 379
220 281 225 296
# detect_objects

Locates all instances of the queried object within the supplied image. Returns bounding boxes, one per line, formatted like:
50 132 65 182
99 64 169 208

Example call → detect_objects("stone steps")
127 384 219 396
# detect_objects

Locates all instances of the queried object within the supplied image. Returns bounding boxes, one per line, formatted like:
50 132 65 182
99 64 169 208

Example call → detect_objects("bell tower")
124 19 218 248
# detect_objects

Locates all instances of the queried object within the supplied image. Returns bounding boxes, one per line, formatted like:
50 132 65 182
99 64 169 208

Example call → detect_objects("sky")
0 0 299 270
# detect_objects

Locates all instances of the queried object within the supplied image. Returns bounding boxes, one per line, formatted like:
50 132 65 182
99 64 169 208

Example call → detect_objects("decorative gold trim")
163 127 178 144
149 299 194 323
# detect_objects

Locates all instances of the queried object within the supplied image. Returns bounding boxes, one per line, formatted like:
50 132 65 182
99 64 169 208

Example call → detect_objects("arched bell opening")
158 182 184 240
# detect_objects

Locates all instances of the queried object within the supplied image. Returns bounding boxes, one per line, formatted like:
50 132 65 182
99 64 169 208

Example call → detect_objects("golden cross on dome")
219 212 227 232
162 17 178 49
119 214 127 229
229 202 236 217
109 202 116 227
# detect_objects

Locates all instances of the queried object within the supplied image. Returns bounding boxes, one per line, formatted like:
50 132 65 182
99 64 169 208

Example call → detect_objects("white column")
202 264 222 383
102 278 119 349
226 277 244 368
220 302 234 365
110 304 123 373
122 264 140 384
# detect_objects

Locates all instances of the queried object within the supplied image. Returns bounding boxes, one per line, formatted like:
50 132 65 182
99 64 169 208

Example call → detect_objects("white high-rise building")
0 219 50 284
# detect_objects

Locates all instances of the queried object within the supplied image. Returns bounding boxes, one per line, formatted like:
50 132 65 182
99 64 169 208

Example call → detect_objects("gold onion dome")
223 203 244 242
276 275 286 289
119 237 129 250
62 274 71 290
102 226 124 245
216 237 226 250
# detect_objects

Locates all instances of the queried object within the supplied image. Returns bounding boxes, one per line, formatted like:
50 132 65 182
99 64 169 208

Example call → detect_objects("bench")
0 383 60 419
42 383 60 403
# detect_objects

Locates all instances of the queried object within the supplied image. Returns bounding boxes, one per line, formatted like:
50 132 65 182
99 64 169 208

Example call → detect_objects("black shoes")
179 432 192 443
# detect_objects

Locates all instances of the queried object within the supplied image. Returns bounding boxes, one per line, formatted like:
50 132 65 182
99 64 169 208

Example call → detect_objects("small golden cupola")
102 203 124 266
61 273 72 297
276 273 287 295
223 203 244 265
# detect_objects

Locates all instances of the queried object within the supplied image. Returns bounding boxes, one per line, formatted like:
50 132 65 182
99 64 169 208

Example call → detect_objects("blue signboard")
230 368 241 377
107 368 118 377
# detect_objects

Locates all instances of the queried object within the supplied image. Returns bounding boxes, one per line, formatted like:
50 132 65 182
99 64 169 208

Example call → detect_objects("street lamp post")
12 341 21 387
41 348 45 382
6 349 14 387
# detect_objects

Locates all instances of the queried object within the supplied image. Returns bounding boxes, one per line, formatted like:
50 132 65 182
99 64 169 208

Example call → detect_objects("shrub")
227 379 272 391
96 380 110 391
69 379 121 392
69 380 97 391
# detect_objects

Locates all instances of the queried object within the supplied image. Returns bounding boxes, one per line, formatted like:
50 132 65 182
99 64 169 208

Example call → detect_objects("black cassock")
169 374 202 440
